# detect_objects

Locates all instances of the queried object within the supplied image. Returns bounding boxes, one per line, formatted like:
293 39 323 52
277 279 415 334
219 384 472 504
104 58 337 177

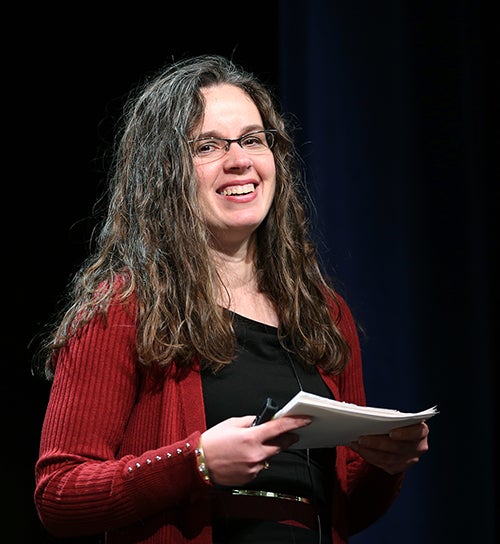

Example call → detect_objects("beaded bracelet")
195 440 211 483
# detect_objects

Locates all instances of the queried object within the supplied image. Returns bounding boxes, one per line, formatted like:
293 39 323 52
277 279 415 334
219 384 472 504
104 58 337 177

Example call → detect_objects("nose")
223 141 253 167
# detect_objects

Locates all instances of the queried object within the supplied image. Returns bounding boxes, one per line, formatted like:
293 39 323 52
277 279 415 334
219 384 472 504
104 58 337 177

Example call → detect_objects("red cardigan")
35 296 403 543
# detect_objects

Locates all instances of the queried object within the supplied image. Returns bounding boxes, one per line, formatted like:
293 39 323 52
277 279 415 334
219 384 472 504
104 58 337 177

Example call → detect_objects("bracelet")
195 440 211 483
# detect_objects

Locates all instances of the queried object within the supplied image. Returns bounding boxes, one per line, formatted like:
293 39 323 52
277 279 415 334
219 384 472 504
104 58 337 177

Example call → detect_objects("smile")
219 183 255 196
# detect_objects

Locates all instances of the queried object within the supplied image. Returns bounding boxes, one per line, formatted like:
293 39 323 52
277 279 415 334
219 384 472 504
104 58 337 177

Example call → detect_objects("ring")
262 460 270 470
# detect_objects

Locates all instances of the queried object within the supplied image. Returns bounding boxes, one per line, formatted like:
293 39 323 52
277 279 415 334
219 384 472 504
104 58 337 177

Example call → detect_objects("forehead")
200 84 263 130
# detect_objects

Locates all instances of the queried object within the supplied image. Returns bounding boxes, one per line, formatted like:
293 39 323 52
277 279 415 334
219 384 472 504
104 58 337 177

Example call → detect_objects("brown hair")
39 54 350 378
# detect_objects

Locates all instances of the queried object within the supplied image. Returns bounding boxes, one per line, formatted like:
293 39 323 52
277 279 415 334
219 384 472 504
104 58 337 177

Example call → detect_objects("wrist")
195 438 211 484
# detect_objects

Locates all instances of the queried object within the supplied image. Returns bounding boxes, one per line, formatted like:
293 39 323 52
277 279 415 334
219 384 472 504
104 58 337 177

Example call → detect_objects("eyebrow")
194 124 265 140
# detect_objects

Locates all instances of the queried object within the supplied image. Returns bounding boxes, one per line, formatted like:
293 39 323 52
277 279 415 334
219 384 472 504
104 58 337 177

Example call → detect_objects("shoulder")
326 291 359 340
72 272 139 344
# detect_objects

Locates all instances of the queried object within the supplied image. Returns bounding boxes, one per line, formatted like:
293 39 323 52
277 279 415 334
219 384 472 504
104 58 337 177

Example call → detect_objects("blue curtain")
279 1 496 543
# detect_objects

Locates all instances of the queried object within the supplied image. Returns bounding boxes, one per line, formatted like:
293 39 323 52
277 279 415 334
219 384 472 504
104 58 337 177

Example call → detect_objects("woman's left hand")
349 421 429 475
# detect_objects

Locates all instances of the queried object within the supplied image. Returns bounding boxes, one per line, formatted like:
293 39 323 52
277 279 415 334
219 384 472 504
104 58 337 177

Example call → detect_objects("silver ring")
262 460 270 470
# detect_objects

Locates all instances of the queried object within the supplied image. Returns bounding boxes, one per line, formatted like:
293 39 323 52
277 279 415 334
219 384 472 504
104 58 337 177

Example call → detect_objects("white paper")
274 391 438 449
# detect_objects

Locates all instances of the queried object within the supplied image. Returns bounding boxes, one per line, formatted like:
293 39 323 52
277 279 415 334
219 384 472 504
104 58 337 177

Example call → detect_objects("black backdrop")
7 1 496 542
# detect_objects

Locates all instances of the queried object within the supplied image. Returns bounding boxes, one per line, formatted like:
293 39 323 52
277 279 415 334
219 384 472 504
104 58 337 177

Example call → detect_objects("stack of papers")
274 391 438 449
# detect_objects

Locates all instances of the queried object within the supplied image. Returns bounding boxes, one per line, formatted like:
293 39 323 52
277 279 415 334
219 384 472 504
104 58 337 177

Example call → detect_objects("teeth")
220 183 255 196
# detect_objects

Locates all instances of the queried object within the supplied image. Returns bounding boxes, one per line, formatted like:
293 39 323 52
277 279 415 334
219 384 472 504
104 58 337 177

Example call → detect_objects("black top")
202 312 335 542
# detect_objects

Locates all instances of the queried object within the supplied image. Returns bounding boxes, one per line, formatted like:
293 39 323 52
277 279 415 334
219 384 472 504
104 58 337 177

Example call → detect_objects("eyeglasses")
188 129 276 164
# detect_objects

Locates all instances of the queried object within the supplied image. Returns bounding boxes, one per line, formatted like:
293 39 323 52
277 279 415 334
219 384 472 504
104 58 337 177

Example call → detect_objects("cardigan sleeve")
331 295 405 536
34 300 211 538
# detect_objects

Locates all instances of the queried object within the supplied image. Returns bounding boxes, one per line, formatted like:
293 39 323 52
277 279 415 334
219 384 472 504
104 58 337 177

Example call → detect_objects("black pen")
252 397 279 426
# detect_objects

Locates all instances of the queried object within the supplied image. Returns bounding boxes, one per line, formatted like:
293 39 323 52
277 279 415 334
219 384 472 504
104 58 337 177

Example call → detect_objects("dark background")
6 1 497 542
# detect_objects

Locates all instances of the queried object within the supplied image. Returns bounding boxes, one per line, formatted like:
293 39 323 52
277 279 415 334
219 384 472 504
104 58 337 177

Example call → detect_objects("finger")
254 416 312 449
353 437 424 459
355 422 429 448
354 431 429 456
262 431 301 452
389 422 429 441
240 415 259 427
350 441 422 474
261 415 313 434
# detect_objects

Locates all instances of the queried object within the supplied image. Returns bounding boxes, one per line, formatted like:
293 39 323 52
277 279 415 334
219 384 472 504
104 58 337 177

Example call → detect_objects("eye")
193 138 225 156
240 132 267 149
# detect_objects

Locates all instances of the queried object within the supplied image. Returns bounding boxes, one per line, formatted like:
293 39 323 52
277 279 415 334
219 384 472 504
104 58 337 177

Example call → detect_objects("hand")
200 414 312 486
349 421 429 475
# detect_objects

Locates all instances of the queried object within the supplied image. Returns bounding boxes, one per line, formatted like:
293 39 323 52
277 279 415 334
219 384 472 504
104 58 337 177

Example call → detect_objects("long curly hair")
38 54 350 378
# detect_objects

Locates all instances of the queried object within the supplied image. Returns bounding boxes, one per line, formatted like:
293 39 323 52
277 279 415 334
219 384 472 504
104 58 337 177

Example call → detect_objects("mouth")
218 183 256 196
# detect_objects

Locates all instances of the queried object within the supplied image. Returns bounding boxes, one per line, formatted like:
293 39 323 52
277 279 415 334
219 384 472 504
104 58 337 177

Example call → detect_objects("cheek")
194 163 211 187
195 164 219 199
266 163 277 195
265 156 277 179
254 155 276 185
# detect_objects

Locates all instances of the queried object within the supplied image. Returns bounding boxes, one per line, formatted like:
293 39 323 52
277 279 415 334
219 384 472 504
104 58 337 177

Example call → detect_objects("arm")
34 299 313 538
34 301 208 538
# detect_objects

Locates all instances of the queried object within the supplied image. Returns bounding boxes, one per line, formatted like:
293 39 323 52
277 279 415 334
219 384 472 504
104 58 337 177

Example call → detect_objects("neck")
210 239 256 291
210 243 278 327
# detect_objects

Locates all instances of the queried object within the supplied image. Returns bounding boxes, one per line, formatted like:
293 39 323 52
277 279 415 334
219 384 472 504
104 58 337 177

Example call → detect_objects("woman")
34 54 429 544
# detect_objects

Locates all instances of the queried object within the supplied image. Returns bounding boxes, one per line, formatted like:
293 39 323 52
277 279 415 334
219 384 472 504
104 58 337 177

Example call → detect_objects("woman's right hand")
200 415 312 486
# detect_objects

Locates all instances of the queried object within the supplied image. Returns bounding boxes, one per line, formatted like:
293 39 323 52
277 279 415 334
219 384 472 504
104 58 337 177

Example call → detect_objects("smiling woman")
33 54 429 544
193 84 277 251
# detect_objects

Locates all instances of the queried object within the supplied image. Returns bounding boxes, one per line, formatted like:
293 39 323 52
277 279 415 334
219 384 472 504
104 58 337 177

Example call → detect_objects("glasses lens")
191 138 227 162
240 131 274 153
190 130 276 164
264 130 275 148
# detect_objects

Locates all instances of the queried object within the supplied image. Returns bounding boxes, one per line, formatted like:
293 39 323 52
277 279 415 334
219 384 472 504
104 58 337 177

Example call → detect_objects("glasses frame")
188 129 277 163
